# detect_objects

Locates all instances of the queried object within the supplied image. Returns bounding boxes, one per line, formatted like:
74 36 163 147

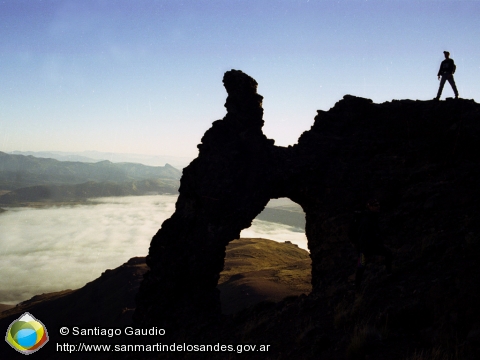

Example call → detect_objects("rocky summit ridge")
134 70 480 359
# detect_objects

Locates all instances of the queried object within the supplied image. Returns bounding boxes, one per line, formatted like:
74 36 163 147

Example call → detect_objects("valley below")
0 194 307 307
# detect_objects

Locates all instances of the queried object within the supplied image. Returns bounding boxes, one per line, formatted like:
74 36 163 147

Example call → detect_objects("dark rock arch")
134 69 480 335
133 70 305 329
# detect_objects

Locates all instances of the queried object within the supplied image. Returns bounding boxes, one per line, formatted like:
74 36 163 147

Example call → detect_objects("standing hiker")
435 51 459 100
352 199 393 290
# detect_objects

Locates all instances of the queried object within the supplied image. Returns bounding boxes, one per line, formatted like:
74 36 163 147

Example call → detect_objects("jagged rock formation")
134 70 286 328
134 70 480 359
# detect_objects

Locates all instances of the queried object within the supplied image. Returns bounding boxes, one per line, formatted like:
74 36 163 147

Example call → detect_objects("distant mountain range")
8 150 193 169
255 207 305 230
0 179 178 204
0 151 181 190
0 152 181 204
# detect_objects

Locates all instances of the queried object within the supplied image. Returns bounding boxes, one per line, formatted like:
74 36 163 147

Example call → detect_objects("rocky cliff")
134 70 480 359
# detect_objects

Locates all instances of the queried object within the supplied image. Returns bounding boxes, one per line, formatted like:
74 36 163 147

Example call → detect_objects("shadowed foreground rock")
133 70 480 359
0 239 309 359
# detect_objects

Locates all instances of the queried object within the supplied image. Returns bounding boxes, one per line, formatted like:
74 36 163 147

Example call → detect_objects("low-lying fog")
0 196 307 305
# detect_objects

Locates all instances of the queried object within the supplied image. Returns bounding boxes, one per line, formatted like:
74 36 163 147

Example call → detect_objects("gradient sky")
1 0 479 159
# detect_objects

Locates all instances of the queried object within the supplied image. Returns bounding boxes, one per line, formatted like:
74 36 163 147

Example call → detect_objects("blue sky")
1 0 479 159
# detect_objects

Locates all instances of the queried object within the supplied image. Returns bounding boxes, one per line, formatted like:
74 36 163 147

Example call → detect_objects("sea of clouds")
0 195 307 304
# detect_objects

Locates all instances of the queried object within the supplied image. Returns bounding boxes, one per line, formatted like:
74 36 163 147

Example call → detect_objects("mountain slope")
0 152 181 190
0 179 178 204
9 150 193 169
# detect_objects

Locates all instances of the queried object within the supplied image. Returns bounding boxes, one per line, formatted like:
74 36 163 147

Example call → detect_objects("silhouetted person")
354 199 393 291
435 51 459 100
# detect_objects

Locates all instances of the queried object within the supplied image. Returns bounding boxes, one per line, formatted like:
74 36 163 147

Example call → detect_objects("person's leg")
436 75 447 99
436 75 447 98
446 75 459 98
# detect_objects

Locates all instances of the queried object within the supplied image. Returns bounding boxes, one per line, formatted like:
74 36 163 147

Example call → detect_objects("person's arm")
437 61 443 79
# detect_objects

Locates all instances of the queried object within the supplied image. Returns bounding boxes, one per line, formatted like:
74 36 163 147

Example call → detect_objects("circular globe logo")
5 312 49 355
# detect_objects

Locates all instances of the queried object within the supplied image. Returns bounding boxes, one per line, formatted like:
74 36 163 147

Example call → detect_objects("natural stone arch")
129 68 480 358
134 70 290 329
133 70 367 330
216 197 310 314
244 197 307 249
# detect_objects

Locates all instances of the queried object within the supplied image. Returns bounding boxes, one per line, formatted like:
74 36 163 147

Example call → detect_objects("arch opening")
217 198 311 314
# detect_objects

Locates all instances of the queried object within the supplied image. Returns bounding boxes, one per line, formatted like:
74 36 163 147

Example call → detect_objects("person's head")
443 51 450 59
366 199 380 212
